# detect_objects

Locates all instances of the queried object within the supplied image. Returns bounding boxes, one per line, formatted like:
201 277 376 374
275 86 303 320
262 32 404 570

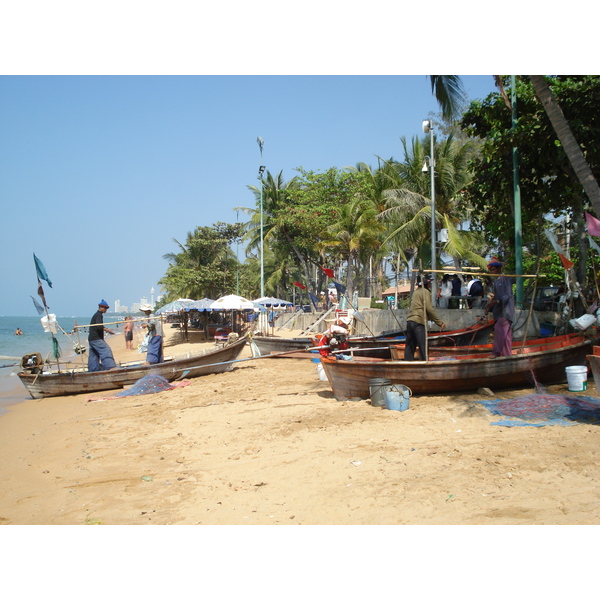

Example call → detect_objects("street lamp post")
422 119 437 301
257 137 265 299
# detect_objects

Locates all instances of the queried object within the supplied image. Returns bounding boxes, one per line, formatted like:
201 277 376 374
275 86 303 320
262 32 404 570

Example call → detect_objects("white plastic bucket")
565 366 588 392
316 363 328 381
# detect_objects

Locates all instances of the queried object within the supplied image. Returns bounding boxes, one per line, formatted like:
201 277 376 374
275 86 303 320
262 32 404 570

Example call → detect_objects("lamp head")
422 161 428 173
422 119 432 134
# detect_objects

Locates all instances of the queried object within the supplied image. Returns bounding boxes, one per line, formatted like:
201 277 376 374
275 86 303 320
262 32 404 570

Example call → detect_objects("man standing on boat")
139 303 163 364
404 275 445 361
484 258 515 357
88 299 117 371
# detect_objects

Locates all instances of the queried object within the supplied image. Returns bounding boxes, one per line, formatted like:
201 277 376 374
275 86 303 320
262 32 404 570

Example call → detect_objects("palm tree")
379 134 489 272
320 196 385 299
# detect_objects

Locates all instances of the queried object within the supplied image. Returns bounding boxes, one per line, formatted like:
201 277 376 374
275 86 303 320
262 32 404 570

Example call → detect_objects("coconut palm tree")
379 134 489 273
320 196 385 299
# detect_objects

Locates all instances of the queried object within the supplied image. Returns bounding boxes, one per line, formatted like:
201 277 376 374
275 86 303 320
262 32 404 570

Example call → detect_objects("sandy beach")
1 325 600 526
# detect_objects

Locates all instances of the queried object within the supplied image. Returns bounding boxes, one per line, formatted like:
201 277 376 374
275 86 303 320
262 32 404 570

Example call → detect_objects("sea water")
0 315 92 416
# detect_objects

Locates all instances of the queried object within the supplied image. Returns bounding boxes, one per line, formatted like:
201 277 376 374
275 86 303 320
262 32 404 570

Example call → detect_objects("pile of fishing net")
480 393 600 427
113 374 175 397
87 374 190 402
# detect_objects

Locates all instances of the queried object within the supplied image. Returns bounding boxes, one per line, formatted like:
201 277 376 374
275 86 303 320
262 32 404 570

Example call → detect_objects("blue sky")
0 75 500 316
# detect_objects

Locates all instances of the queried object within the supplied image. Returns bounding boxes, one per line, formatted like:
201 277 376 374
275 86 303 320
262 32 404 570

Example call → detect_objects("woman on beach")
123 316 134 350
438 274 453 309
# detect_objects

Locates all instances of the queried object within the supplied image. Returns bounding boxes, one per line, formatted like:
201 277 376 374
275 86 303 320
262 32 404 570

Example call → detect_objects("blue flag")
308 292 320 309
30 295 45 315
33 253 52 288
333 281 346 296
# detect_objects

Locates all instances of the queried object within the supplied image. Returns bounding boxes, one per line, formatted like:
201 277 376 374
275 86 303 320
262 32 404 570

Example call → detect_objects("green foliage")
158 222 243 300
460 76 600 245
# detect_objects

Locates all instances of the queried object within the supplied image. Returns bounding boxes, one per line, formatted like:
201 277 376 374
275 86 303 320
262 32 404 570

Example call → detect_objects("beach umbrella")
254 296 293 310
210 294 256 311
185 298 216 312
154 298 196 314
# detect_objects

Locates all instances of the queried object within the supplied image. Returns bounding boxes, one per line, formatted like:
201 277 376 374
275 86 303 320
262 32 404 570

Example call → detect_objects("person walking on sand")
484 258 515 357
123 315 134 350
88 299 117 371
404 275 445 361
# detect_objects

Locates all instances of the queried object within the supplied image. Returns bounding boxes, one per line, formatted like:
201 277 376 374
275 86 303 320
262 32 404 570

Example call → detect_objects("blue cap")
98 299 109 307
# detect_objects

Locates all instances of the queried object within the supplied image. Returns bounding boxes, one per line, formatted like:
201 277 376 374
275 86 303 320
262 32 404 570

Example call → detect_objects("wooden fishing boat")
321 331 599 400
17 335 249 399
390 331 587 359
252 319 494 359
586 345 600 389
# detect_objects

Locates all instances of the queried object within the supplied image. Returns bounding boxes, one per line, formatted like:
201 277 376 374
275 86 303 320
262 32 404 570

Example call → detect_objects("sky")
0 3 591 317
0 75 500 316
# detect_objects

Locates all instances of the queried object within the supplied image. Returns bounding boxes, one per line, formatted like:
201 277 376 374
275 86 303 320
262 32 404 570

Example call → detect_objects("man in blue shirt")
88 299 117 371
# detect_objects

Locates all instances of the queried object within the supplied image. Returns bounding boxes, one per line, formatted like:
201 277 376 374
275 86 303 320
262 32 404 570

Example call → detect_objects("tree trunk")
529 75 600 216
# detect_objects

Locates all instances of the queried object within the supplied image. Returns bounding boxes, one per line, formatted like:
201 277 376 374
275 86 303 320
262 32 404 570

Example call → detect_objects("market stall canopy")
185 298 216 312
154 298 196 314
254 296 293 309
210 294 256 311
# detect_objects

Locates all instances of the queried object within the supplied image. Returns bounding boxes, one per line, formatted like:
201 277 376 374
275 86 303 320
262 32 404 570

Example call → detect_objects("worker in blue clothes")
88 299 117 371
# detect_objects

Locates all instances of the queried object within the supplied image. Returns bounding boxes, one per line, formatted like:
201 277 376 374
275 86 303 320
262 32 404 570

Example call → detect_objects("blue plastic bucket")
383 385 412 411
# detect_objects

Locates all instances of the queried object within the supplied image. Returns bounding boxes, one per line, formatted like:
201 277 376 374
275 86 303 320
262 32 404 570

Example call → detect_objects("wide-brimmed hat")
139 303 153 312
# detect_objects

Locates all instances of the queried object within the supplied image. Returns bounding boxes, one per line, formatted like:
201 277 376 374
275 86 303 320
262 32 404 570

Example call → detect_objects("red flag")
586 212 600 237
293 281 306 290
558 253 574 270
37 277 49 309
321 267 335 278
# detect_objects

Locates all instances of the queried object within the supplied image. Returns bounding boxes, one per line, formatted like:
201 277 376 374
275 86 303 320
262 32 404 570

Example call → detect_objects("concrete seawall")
275 308 550 338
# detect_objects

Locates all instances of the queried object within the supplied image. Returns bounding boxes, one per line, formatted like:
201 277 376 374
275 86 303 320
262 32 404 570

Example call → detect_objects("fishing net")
113 374 175 397
52 335 61 360
480 394 600 427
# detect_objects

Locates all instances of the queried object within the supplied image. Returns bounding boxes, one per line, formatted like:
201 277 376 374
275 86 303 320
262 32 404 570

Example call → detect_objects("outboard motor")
21 352 43 374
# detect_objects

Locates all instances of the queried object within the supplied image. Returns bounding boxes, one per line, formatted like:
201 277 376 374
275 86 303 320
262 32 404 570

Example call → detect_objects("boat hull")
18 336 248 399
321 333 598 400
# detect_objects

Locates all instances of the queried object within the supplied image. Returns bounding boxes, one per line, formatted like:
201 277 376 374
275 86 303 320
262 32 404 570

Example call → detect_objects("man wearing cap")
404 275 445 361
88 300 117 371
484 259 515 356
139 304 163 364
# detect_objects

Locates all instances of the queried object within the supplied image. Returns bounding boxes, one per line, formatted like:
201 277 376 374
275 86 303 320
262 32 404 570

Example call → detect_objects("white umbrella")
210 294 256 311
254 296 293 309
154 298 196 314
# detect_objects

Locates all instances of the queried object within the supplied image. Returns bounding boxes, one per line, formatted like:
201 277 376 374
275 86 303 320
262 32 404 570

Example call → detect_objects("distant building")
114 300 128 313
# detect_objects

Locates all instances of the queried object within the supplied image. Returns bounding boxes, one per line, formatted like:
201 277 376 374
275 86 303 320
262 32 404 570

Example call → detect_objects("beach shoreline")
1 326 600 525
